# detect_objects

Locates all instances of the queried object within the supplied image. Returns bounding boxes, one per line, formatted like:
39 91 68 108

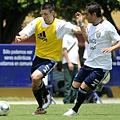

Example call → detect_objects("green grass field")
1 103 120 120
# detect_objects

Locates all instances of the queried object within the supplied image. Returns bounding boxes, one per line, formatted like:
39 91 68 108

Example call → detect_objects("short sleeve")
56 20 75 39
107 21 120 42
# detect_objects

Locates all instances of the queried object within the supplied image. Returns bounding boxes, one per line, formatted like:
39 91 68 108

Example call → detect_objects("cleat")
32 108 47 115
42 98 45 106
42 93 52 109
63 109 78 116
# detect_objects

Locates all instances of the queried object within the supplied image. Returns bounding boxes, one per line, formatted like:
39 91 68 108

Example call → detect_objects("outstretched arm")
15 33 28 43
15 18 37 43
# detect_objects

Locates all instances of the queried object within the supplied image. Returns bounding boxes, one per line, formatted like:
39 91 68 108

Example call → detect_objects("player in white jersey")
63 2 120 116
15 2 82 115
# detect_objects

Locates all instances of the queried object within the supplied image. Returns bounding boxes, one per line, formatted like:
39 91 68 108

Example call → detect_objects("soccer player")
63 2 120 116
15 2 81 115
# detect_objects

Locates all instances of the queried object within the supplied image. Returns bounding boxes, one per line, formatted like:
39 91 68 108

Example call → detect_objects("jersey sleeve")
19 18 38 37
56 20 75 39
107 21 120 42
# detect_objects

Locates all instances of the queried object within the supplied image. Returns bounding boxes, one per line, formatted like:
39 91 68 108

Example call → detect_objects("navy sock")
71 86 78 91
32 81 49 108
32 89 43 108
39 81 49 98
72 87 87 112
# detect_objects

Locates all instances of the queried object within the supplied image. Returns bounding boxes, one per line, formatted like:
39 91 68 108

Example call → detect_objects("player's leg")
31 69 46 115
63 82 88 116
63 65 89 116
31 57 57 114
64 66 108 116
69 64 79 103
41 60 57 109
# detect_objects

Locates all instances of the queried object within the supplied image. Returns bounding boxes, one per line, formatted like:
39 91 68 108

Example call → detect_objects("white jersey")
83 41 89 59
84 20 120 70
62 34 79 64
19 17 75 39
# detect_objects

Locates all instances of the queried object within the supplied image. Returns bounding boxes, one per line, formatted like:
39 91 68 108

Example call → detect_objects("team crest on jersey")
96 31 101 38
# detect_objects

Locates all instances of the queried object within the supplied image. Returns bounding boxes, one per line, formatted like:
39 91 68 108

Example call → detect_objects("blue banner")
0 44 35 87
0 44 120 87
107 50 120 86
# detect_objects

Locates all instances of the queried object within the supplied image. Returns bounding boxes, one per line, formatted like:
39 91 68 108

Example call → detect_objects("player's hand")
75 12 83 24
15 36 22 43
15 34 28 42
101 47 113 53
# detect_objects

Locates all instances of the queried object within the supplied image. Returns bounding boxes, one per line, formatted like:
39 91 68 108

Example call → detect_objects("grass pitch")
1 103 120 120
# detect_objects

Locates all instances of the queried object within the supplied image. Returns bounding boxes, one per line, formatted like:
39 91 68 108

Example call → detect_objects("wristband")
78 22 84 27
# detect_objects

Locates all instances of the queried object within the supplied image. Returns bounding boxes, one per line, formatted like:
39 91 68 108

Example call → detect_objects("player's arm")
101 40 120 53
72 25 88 43
15 33 28 43
15 18 37 43
74 12 89 43
112 41 118 46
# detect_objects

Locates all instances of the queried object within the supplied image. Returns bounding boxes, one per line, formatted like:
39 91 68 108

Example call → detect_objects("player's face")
41 9 54 24
85 10 95 23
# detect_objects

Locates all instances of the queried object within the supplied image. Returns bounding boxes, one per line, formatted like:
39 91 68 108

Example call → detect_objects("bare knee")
31 70 43 90
72 81 81 88
31 73 41 82
72 81 90 91
80 82 90 91
31 76 40 90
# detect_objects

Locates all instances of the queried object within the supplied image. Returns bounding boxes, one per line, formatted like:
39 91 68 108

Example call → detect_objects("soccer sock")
71 86 78 91
70 86 79 102
32 81 49 108
72 87 87 113
32 88 43 108
39 81 49 98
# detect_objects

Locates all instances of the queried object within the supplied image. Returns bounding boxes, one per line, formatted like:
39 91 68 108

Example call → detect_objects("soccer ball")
0 101 10 116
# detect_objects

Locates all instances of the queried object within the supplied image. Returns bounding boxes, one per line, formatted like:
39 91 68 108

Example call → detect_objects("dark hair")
86 2 102 17
41 2 55 12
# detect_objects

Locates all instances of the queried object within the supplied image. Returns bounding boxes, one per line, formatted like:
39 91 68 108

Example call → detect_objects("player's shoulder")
57 18 72 26
102 20 113 27
102 20 109 25
35 17 42 19
28 17 42 25
35 17 43 22
102 20 115 30
57 18 66 23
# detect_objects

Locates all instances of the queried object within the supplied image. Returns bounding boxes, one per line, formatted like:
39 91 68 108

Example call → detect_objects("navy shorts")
74 65 109 90
31 56 57 77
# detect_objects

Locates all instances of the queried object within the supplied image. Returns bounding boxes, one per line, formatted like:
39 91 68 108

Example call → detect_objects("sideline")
8 98 120 105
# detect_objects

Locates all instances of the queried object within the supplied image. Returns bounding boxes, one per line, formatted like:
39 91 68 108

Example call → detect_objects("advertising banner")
107 50 120 86
0 44 35 87
0 44 120 87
